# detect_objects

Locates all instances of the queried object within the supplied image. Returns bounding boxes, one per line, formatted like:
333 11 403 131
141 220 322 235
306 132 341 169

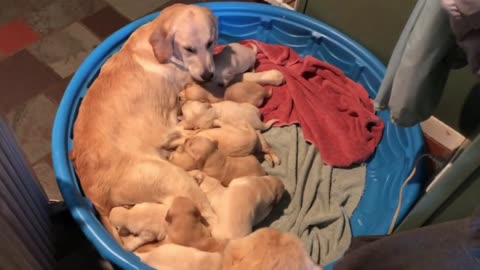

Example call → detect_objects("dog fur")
168 136 266 186
109 203 168 251
196 172 285 239
136 243 223 270
223 228 323 270
224 82 272 107
165 196 227 253
213 43 258 86
70 4 220 241
180 100 277 131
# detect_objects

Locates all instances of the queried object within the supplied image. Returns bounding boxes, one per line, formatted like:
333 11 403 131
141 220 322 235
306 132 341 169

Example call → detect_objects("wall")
302 0 477 131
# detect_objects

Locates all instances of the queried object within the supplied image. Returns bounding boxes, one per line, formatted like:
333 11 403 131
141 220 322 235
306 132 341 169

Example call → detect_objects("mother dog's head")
150 4 218 82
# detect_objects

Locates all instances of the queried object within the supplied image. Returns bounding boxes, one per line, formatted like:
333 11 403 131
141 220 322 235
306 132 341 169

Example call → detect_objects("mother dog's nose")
201 71 214 81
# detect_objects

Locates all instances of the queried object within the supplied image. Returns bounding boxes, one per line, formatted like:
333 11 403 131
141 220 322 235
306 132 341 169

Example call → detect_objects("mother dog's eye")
206 41 213 49
184 47 196 53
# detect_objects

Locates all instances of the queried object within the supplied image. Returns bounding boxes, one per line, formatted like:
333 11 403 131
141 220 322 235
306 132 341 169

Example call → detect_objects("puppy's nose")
201 71 213 81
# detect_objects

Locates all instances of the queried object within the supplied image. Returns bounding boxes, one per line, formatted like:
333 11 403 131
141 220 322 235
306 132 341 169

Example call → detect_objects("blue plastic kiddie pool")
51 2 424 269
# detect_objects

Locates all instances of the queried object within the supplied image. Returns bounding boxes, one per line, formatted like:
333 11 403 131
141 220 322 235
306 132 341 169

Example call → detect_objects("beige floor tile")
32 160 63 201
25 0 106 35
6 94 57 164
27 22 101 78
105 0 169 20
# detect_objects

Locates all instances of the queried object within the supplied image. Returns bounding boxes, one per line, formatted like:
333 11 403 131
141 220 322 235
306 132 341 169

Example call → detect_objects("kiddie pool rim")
51 2 422 269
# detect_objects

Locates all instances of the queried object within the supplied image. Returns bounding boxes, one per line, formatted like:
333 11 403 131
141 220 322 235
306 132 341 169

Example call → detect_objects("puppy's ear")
165 210 172 224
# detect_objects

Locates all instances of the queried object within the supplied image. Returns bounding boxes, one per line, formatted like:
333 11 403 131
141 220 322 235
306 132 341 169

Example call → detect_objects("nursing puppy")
178 69 285 105
136 243 223 270
223 228 323 270
213 42 258 86
165 196 227 253
168 136 266 186
179 82 223 104
180 100 277 131
224 82 272 107
195 120 279 165
109 203 168 251
69 4 220 241
196 172 285 239
177 117 279 164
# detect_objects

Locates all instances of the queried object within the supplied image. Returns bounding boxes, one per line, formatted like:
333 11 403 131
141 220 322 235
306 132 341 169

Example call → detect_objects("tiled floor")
0 0 267 201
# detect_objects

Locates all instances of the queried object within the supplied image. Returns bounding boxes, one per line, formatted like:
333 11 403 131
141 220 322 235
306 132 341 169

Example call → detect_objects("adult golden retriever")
70 4 219 240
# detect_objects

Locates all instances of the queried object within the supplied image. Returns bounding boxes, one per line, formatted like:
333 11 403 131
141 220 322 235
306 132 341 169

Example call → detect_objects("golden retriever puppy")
168 136 266 186
177 69 285 105
180 100 277 131
69 4 220 240
165 197 227 253
177 118 275 160
195 121 280 165
179 82 223 105
196 172 285 239
223 228 323 270
213 42 258 86
109 203 168 251
224 82 272 107
136 243 223 270
179 101 218 130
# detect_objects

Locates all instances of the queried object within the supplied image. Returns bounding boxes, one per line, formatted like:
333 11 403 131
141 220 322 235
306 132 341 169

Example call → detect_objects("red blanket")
216 40 384 167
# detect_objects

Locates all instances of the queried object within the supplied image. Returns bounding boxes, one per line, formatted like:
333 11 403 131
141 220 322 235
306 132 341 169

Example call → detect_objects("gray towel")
256 125 366 265
374 0 456 126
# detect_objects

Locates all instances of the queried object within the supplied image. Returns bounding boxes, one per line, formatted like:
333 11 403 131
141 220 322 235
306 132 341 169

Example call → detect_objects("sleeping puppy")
213 42 258 86
177 117 278 164
224 82 272 107
168 136 266 186
198 121 280 166
165 196 227 253
178 69 285 105
223 228 323 270
180 100 277 131
109 203 168 251
136 243 223 270
179 82 223 105
194 120 279 165
195 172 285 239
69 3 220 242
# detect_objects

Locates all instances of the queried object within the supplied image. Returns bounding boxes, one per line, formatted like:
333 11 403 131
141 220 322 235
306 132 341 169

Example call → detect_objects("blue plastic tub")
51 2 424 269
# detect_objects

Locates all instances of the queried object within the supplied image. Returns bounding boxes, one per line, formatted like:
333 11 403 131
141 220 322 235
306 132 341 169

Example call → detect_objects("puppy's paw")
264 152 281 167
265 70 285 86
264 154 274 168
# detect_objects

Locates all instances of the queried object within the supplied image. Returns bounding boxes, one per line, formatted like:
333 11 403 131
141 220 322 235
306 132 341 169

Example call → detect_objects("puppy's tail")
262 119 279 132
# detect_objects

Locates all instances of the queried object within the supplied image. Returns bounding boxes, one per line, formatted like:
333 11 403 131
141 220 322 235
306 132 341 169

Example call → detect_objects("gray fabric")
0 116 53 270
375 0 456 126
256 125 366 265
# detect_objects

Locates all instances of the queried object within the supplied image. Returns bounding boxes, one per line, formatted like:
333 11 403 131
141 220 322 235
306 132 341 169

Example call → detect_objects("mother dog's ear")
150 24 173 64
150 4 186 63
203 7 219 41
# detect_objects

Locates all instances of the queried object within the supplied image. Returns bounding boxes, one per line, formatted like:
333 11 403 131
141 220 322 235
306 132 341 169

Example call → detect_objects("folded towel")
256 125 366 265
239 40 384 167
